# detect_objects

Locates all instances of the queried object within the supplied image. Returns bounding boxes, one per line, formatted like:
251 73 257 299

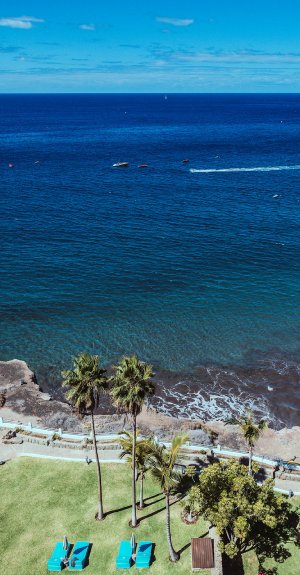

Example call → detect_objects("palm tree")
110 355 155 527
148 434 188 562
118 431 153 509
226 412 267 475
62 353 108 520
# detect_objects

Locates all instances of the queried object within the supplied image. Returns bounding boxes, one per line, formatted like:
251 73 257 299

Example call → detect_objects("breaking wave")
150 353 300 429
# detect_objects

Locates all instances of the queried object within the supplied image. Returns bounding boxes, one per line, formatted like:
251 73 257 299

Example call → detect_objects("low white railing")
0 416 120 441
161 441 298 470
1 415 300 472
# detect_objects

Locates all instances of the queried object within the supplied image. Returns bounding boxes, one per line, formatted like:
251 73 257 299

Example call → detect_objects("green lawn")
242 538 300 575
0 458 210 575
1 459 299 575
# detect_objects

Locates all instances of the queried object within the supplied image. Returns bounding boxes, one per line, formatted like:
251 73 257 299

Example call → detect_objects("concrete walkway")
274 477 300 494
0 429 121 463
1 429 300 495
209 526 223 575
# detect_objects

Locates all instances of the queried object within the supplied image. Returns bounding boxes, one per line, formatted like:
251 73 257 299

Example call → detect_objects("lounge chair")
68 541 90 571
116 540 132 569
135 541 153 568
47 541 71 572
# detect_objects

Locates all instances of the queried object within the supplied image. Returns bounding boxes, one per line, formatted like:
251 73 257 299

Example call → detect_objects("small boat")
113 162 129 168
8 163 14 168
182 159 190 163
138 164 148 168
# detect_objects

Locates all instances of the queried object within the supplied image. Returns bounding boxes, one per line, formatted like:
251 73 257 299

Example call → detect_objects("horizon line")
1 91 300 95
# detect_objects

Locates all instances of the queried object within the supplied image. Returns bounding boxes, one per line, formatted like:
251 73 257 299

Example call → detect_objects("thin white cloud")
156 17 194 27
0 16 44 29
175 49 300 64
79 23 96 31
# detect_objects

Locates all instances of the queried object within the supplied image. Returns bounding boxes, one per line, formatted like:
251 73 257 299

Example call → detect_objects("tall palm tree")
118 431 153 509
62 353 108 520
226 412 267 475
110 355 155 527
148 434 188 562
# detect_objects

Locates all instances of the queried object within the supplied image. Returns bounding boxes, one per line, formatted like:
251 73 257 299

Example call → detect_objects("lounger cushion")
116 540 132 569
68 541 90 571
47 542 70 572
135 541 153 568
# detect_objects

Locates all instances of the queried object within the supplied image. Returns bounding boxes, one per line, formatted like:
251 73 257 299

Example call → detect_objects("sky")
1 1 300 92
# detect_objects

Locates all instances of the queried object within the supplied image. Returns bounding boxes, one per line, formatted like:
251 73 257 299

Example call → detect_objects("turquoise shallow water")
0 94 299 425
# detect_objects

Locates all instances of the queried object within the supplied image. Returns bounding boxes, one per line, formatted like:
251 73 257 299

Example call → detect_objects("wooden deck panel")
191 537 214 571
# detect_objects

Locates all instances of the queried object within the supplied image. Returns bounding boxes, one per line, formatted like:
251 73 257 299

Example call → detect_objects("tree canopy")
62 352 108 415
61 353 108 520
110 354 155 528
148 434 188 561
184 460 299 562
110 354 155 418
226 412 267 475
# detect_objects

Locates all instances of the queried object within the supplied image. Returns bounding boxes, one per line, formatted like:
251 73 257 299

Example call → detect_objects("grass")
242 535 300 575
1 459 299 575
241 496 300 575
0 458 210 575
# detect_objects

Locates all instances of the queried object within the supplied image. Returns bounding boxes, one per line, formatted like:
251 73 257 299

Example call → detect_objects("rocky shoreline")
0 359 300 461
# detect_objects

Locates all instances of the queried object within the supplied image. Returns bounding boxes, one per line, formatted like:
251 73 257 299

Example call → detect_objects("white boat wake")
190 164 300 174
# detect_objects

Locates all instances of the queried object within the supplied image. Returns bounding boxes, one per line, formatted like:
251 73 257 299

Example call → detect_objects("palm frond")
110 355 155 418
148 434 186 494
225 412 267 448
61 353 108 415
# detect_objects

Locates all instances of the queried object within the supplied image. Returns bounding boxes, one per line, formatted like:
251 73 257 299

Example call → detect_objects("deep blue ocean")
0 94 299 426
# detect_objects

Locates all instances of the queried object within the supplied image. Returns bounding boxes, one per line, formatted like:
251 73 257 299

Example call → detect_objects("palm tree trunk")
248 445 253 476
131 414 137 527
166 492 179 561
91 411 104 520
139 472 144 509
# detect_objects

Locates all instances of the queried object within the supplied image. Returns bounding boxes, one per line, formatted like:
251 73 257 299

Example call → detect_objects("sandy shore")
1 359 299 461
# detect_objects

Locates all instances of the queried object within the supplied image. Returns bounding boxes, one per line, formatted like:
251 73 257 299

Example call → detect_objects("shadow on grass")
85 542 92 568
139 504 166 522
142 496 165 508
178 541 191 556
139 497 178 523
143 492 162 501
177 530 209 557
105 492 163 517
105 503 131 517
222 553 245 575
150 542 156 566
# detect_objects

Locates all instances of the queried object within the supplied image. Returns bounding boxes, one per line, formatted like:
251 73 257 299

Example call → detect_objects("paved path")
210 526 223 575
1 430 300 495
274 477 300 494
0 429 121 463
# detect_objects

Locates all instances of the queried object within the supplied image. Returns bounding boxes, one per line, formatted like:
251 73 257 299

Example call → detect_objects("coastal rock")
39 393 52 401
0 392 6 407
187 428 211 445
0 359 300 462
0 359 75 428
3 437 23 445
2 430 16 441
0 359 37 390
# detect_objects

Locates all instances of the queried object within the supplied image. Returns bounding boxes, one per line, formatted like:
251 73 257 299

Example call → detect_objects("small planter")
181 510 199 525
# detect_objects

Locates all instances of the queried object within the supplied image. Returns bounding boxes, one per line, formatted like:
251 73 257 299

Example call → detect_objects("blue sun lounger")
135 541 153 569
47 541 71 571
116 540 132 569
68 541 90 571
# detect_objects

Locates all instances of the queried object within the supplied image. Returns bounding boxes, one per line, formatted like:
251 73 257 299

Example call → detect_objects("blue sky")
1 1 300 92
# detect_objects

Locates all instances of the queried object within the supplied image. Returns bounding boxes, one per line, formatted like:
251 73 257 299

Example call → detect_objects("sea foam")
190 164 300 173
